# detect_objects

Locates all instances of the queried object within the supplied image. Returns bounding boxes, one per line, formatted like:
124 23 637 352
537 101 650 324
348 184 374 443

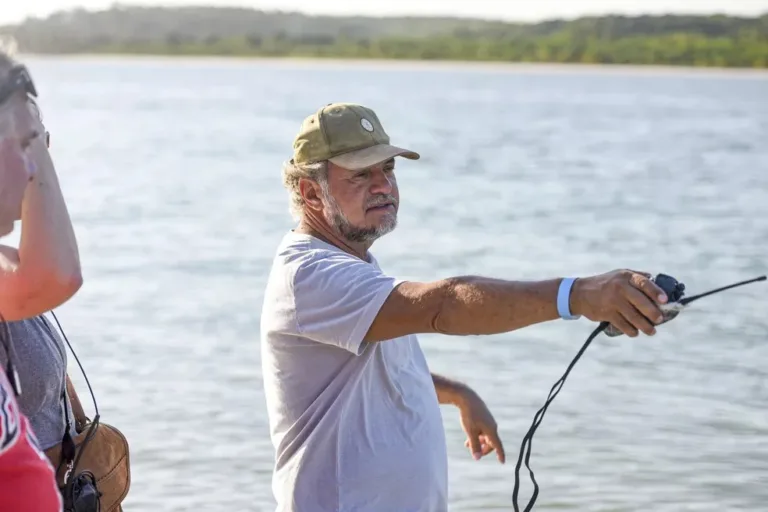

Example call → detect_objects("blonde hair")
0 34 17 60
281 159 329 220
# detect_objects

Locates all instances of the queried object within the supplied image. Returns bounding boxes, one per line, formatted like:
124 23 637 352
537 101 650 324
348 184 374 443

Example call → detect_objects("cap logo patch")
360 118 374 132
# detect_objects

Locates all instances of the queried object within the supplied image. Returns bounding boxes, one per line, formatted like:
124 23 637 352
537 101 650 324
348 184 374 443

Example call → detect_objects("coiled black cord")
512 321 609 512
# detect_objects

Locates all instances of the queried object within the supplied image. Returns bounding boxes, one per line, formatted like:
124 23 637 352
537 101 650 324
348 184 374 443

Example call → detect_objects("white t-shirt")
260 231 448 512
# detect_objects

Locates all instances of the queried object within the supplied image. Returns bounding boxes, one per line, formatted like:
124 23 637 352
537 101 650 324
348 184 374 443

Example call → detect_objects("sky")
1 0 766 25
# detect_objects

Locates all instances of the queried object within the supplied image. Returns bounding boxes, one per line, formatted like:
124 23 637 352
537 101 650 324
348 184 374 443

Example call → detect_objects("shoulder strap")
66 374 88 431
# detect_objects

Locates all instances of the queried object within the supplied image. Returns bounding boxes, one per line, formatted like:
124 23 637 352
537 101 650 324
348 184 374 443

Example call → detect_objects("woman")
0 64 83 446
0 48 82 510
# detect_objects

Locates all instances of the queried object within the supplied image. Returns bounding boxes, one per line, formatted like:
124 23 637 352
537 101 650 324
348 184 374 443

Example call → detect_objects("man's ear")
299 178 324 212
45 131 50 148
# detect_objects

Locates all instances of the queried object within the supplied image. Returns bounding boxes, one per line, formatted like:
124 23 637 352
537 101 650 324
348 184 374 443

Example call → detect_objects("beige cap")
292 103 420 171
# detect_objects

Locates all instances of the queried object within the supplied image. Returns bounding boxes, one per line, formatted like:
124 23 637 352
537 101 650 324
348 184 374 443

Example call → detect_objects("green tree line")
3 7 767 67
83 31 767 67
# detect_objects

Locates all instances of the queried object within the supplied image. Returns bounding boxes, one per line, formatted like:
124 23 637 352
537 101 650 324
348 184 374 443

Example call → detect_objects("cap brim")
329 144 420 171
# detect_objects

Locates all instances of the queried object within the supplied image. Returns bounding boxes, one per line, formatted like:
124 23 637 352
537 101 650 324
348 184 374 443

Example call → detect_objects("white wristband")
557 278 581 320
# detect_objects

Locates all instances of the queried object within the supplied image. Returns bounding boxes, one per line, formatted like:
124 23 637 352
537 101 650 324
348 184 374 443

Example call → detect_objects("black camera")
653 273 686 303
604 273 686 337
61 471 101 512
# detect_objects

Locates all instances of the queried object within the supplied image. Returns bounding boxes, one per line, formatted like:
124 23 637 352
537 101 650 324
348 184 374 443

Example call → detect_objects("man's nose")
369 168 393 194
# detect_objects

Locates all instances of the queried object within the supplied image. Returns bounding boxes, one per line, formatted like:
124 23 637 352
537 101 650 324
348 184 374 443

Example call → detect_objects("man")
261 103 668 511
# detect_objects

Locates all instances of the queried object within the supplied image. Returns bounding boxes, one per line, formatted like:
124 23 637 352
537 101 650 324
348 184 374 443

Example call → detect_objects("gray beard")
320 184 397 244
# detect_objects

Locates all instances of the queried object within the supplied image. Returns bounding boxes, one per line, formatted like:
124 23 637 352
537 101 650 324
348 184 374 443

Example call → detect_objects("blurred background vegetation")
2 6 767 67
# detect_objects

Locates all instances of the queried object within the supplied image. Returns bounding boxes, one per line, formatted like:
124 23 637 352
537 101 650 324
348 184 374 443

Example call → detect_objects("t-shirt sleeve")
293 251 401 355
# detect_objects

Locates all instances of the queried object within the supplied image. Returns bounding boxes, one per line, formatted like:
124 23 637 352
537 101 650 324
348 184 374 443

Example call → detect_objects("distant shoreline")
20 53 768 77
8 10 766 70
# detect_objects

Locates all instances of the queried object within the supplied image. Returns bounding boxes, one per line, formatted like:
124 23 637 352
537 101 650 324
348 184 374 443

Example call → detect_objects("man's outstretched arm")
364 270 668 343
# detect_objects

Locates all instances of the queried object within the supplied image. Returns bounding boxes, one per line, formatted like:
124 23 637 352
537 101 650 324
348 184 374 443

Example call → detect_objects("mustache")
366 194 397 209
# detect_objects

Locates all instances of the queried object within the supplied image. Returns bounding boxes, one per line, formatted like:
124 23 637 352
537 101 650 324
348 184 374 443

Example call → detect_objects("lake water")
12 56 768 511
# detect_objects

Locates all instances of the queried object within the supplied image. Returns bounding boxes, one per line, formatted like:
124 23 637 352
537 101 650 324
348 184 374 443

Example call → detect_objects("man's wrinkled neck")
296 213 371 261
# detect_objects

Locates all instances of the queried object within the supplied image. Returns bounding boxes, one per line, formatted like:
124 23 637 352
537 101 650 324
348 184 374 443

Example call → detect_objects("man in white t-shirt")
260 103 669 511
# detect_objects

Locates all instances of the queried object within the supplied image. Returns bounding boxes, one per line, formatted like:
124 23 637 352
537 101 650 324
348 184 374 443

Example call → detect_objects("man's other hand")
457 387 505 464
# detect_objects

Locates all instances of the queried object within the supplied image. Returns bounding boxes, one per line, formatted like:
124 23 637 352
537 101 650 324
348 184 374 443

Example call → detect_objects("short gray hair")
281 159 329 220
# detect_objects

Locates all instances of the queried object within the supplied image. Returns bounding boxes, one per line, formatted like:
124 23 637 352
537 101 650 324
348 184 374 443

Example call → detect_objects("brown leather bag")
42 313 132 512
44 383 131 512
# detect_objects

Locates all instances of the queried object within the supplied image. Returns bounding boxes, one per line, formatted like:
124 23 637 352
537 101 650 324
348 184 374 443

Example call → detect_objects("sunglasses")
0 65 37 108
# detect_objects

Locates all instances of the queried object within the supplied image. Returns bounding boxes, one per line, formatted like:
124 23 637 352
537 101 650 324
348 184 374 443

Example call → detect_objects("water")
12 56 768 511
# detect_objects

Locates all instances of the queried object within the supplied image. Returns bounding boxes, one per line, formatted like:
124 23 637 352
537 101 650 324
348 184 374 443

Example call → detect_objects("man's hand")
571 269 668 337
456 387 505 464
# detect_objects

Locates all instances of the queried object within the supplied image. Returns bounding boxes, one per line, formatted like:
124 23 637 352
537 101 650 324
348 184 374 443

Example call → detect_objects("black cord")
512 321 609 512
50 310 99 417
